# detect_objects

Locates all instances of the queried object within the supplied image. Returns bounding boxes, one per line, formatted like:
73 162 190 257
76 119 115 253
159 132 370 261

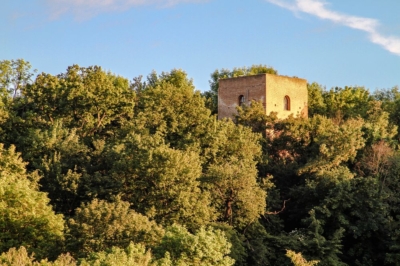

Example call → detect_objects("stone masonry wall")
218 74 266 119
218 73 308 120
265 74 308 119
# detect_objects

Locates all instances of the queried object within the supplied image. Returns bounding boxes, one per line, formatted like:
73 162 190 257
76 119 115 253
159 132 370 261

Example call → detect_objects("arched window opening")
284 95 290 111
239 95 245 106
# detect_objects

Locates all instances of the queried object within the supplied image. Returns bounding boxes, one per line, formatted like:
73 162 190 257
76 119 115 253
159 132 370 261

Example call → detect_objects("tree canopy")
1 59 400 265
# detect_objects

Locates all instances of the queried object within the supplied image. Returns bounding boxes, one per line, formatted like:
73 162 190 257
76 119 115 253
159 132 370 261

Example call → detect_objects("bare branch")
265 199 290 215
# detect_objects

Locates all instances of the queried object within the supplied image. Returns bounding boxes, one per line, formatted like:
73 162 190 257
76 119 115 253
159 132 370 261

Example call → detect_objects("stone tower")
218 73 308 119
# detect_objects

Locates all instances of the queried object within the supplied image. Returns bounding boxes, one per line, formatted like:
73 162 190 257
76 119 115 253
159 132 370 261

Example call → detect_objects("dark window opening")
239 95 245 106
284 96 290 111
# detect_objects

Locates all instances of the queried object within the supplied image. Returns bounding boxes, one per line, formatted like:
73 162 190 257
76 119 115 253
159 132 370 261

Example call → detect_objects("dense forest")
0 59 400 265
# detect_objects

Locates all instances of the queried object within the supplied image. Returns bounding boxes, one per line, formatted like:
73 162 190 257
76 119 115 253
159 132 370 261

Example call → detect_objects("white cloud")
266 0 400 56
46 0 209 20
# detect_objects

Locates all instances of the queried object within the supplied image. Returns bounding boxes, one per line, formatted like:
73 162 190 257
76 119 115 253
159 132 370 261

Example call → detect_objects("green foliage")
22 73 63 126
372 86 400 140
291 170 391 265
202 120 265 227
298 115 365 175
20 121 88 214
0 144 65 260
0 89 10 131
3 59 400 265
373 86 400 119
0 246 76 266
0 59 36 98
307 83 326 117
2 64 137 216
209 223 247 265
383 153 400 264
206 160 265 227
135 69 211 149
112 140 213 227
362 101 397 145
286 250 319 266
203 119 262 166
242 221 272 266
322 86 371 121
79 242 152 266
262 114 364 194
153 224 235 266
23 65 135 138
300 209 344 265
67 198 164 258
235 100 270 134
317 177 389 265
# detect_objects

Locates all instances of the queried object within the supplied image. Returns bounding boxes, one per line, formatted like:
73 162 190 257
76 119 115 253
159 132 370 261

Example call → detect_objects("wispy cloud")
46 0 209 21
266 0 400 56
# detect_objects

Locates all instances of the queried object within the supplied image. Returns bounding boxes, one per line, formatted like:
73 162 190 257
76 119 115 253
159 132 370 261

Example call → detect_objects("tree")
235 100 271 135
299 209 344 265
202 120 266 228
13 121 90 215
298 115 365 175
372 86 400 118
322 86 371 122
3 65 137 215
307 83 326 117
0 144 65 260
205 159 266 227
373 86 400 140
0 59 36 98
0 246 75 266
0 91 11 144
110 139 214 228
286 250 319 266
362 100 397 146
21 73 63 126
382 153 400 264
79 242 152 266
134 69 211 150
24 65 136 138
357 141 394 185
289 165 391 265
153 224 235 266
67 198 164 258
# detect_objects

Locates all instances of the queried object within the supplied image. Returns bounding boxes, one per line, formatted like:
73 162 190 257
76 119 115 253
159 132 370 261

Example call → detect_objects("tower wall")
265 74 308 119
218 73 308 120
218 74 266 119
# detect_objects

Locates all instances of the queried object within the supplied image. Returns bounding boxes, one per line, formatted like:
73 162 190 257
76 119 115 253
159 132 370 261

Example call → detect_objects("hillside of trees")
1 59 400 265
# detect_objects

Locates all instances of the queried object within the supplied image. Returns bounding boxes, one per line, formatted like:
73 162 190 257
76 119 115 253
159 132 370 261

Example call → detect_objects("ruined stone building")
218 73 308 120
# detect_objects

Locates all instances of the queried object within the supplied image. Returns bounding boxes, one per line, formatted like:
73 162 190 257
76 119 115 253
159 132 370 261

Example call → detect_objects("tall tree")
109 138 214 228
0 246 76 266
134 69 211 150
298 116 365 175
373 86 400 140
0 144 65 260
153 224 235 266
79 242 152 266
202 120 266 228
0 59 36 98
323 86 371 122
67 198 164 258
307 82 326 117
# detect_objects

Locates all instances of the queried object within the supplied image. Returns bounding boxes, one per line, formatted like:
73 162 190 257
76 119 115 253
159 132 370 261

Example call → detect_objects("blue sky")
2 0 399 92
